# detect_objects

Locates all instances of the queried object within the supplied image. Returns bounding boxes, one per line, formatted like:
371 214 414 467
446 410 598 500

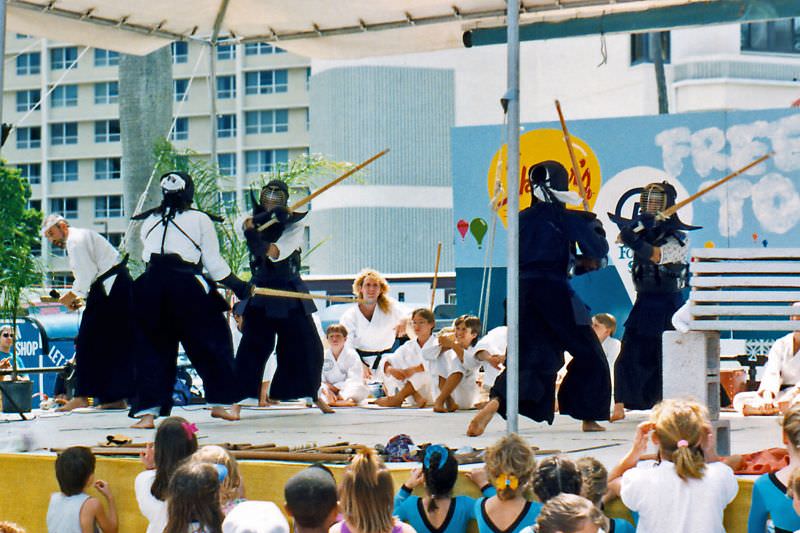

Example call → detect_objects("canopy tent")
6 0 800 433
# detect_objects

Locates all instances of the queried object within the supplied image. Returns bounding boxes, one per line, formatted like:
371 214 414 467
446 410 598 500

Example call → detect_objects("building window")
16 90 40 112
217 44 236 60
218 153 236 176
51 122 78 145
50 84 78 107
305 67 311 91
95 120 121 142
244 42 279 55
51 46 79 70
631 32 671 65
50 160 79 182
50 272 75 285
742 18 800 54
18 163 41 185
16 33 28 39
245 109 289 134
94 82 118 104
173 79 189 102
27 199 42 211
305 108 310 131
16 127 41 149
217 76 236 99
94 48 119 67
94 158 121 180
217 114 237 138
171 41 188 64
170 117 189 141
245 70 288 95
50 197 78 219
245 149 288 173
95 195 124 218
16 52 40 75
218 191 237 211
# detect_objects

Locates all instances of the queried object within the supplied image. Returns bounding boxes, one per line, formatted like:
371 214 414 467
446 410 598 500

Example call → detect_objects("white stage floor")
0 404 786 467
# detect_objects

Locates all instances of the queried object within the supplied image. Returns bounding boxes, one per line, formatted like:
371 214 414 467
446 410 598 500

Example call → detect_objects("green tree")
0 161 42 380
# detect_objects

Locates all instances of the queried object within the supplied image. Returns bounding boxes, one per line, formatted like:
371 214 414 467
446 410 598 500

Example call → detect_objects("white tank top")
46 492 96 533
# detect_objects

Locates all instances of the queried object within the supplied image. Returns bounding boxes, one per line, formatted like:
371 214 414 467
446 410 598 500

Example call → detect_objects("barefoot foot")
581 420 606 432
57 396 89 412
467 398 499 436
315 398 335 414
610 403 626 422
375 395 404 407
130 414 155 429
446 397 459 412
211 406 240 421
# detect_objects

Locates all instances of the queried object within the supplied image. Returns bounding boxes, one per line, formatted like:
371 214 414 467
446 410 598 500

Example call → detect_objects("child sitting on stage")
394 445 495 533
284 466 340 533
426 315 482 412
375 308 434 408
474 434 539 533
320 324 369 407
46 446 118 533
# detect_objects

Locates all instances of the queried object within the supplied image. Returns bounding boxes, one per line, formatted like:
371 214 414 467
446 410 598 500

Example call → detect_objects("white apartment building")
1 36 310 285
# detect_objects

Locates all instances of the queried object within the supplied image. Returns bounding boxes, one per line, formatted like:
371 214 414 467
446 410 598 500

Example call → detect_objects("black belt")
356 348 394 370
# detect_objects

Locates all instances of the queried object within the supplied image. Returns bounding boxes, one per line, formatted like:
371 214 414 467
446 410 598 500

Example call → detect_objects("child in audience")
284 466 339 533
748 402 800 532
532 456 582 505
330 449 415 533
376 308 434 408
193 445 245 515
136 416 199 533
320 324 369 407
789 467 800 518
575 457 634 533
0 523 25 533
165 461 223 533
610 398 738 533
531 494 607 533
474 434 539 533
394 444 495 533
46 446 118 533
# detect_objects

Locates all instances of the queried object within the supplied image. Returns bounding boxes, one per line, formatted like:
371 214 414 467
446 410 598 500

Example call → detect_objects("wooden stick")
554 100 590 211
430 242 442 311
52 447 357 463
258 149 390 232
252 287 361 304
659 152 773 219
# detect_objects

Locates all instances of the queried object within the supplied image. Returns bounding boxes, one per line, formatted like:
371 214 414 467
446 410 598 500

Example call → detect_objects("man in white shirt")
42 214 135 412
340 269 410 377
129 171 251 428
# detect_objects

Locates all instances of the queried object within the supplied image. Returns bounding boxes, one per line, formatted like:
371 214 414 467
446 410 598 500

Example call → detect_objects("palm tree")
118 47 173 268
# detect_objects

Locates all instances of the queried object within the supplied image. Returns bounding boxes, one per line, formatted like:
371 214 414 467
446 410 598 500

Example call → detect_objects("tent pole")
505 0 520 435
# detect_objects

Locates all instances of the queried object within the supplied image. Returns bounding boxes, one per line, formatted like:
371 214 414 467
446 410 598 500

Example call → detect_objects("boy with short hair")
592 313 621 389
320 324 369 406
284 466 339 533
46 446 118 533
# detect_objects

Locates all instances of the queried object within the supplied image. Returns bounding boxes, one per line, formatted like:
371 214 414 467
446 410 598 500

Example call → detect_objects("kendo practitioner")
610 181 696 421
467 161 612 436
41 214 135 411
235 180 332 413
129 171 251 428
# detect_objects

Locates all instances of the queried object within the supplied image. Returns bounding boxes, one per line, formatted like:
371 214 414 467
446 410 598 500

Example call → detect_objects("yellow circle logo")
487 129 602 227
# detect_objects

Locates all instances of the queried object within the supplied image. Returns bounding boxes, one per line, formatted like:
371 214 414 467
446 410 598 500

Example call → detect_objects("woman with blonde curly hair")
472 434 539 533
609 398 737 533
340 269 410 378
331 450 415 533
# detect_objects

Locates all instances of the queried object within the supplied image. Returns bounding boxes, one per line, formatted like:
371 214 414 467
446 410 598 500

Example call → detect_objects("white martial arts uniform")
66 227 121 297
473 326 507 388
340 298 410 368
320 346 369 403
380 336 433 401
422 337 480 409
602 336 622 386
733 332 800 412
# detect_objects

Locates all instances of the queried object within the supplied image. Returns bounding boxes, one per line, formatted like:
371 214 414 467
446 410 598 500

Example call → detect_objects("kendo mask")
528 161 582 205
260 180 289 212
160 171 194 210
608 180 700 232
639 182 675 215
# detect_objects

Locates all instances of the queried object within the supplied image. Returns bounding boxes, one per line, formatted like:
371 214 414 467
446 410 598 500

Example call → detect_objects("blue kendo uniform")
491 161 611 424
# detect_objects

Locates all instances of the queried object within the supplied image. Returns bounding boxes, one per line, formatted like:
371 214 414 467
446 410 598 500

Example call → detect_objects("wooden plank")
692 248 800 260
690 262 800 274
690 291 800 302
691 277 800 288
690 304 800 317
689 320 800 331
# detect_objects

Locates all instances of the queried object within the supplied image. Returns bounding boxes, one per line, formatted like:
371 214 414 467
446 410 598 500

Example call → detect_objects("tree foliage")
0 161 42 379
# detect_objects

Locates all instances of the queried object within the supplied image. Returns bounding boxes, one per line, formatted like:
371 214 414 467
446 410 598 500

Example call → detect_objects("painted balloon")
457 219 469 240
704 241 715 248
470 218 489 248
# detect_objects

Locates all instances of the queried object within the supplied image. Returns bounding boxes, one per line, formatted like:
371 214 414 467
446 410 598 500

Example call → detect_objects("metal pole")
0 0 6 146
505 0 520 434
207 43 219 169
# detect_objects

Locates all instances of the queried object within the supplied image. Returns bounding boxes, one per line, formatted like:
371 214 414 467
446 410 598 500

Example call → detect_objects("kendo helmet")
160 171 194 210
640 181 677 215
259 179 289 211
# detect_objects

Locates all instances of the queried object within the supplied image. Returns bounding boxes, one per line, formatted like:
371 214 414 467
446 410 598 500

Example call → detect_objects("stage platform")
0 405 781 532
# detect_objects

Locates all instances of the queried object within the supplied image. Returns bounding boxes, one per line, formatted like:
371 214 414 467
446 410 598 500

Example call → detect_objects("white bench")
663 248 800 455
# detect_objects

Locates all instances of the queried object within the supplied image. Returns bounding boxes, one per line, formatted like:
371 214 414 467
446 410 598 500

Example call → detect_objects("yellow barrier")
0 454 754 533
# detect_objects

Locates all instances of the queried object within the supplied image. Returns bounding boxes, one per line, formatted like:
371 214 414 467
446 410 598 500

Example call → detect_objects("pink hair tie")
181 422 198 440
677 439 689 448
